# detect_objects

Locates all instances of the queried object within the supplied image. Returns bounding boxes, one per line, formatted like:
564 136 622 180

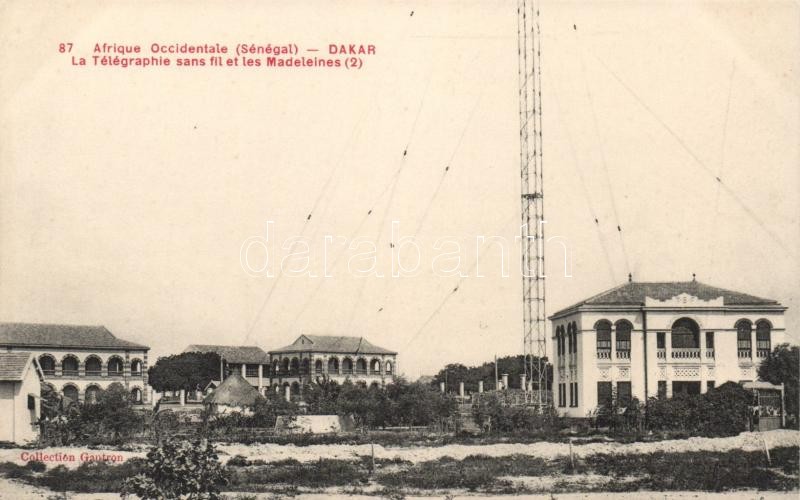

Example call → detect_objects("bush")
25 460 46 473
472 393 565 435
122 439 227 499
645 382 752 437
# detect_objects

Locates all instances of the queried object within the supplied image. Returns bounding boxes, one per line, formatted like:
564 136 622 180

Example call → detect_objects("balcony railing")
757 349 770 358
616 350 630 360
596 350 611 360
656 348 666 359
62 369 79 377
705 348 715 359
42 369 56 377
738 349 752 359
671 348 700 359
355 368 368 375
342 368 353 375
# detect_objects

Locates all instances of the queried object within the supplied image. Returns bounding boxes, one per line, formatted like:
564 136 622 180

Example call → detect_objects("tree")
304 375 342 414
148 351 222 392
758 343 799 425
433 355 553 393
122 439 227 499
92 382 142 443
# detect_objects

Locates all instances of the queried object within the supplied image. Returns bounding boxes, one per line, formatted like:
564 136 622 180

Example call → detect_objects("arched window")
272 360 280 375
130 359 142 376
290 382 301 395
39 355 56 376
328 357 339 373
555 326 563 356
342 358 353 374
571 322 578 354
370 359 381 374
62 355 79 376
615 320 632 357
671 318 700 349
385 360 393 375
84 356 101 376
62 384 79 404
596 320 612 358
300 358 310 374
85 385 101 404
736 319 752 358
565 324 571 353
756 320 772 357
281 358 290 374
356 358 367 374
290 358 300 375
108 357 123 376
131 387 143 404
315 359 323 373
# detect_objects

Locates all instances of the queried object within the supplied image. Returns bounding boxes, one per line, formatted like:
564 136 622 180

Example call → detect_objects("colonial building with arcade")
0 323 151 405
549 279 786 418
268 335 397 396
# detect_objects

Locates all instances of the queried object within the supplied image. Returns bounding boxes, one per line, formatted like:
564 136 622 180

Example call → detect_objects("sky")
1 0 798 378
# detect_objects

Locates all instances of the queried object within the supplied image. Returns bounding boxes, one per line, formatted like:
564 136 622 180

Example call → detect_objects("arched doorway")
62 384 79 404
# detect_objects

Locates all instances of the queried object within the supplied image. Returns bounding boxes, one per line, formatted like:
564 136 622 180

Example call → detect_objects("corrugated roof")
550 281 780 318
203 372 261 406
270 335 396 355
0 323 149 350
184 344 269 364
0 352 35 381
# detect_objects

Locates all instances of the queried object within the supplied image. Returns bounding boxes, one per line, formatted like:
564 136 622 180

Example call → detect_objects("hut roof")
203 372 260 406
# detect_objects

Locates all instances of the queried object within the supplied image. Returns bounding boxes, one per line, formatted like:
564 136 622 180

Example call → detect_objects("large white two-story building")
549 279 785 417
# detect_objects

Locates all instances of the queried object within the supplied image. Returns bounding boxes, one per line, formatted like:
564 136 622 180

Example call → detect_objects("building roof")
0 323 149 350
270 335 397 355
184 345 270 364
203 372 261 406
0 352 36 381
550 280 781 318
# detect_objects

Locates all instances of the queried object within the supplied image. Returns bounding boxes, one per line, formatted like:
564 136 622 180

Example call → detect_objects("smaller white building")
0 352 43 444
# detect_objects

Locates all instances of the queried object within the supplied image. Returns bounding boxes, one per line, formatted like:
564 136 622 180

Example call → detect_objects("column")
284 384 291 402
501 373 509 390
699 332 707 393
520 374 527 391
478 380 484 393
665 331 673 398
258 364 263 391
241 364 246 378
750 327 757 364
439 381 445 393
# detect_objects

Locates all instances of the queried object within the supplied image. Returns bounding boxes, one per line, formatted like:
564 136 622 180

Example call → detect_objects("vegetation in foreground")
1 443 797 496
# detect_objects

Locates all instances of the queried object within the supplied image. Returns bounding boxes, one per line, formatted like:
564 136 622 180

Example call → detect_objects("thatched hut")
203 372 260 415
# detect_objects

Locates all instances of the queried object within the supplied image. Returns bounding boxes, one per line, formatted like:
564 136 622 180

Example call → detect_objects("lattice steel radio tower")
517 0 547 405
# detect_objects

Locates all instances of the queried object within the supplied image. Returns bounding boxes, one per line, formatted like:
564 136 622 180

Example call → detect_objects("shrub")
25 460 46 473
122 439 227 499
645 382 752 437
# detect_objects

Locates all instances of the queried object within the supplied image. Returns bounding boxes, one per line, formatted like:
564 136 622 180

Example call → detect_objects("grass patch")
226 458 367 491
580 447 799 492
